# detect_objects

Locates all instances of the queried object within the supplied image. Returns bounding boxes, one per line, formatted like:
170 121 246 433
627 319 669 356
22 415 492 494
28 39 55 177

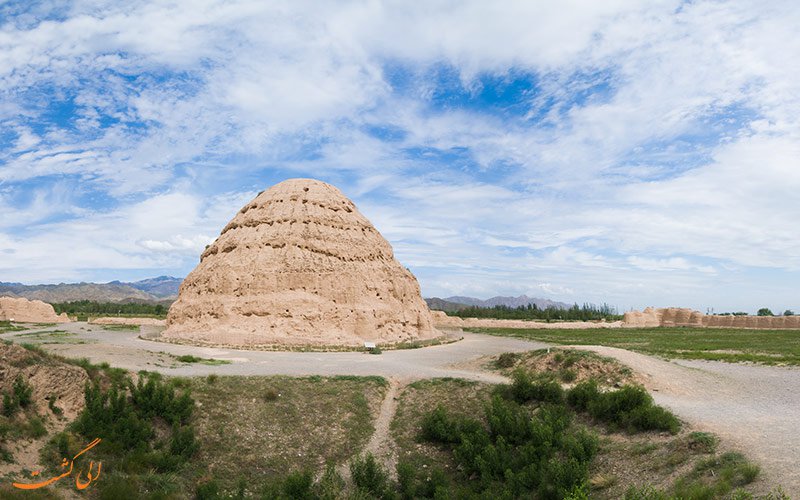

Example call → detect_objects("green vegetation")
185 375 385 493
2 375 34 417
757 308 774 317
566 380 680 434
492 348 636 387
0 341 774 498
99 324 140 331
173 354 231 365
469 327 800 365
0 320 25 333
51 300 168 318
447 302 621 321
393 378 770 500
34 371 200 498
13 330 88 344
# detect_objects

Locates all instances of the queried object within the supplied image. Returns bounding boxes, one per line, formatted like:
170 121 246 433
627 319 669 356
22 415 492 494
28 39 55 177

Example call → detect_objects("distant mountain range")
425 295 571 312
0 277 569 312
0 276 182 304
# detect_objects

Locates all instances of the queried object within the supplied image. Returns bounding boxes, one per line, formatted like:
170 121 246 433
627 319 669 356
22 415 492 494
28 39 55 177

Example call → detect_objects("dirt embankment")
0 342 89 476
89 316 166 326
430 310 622 329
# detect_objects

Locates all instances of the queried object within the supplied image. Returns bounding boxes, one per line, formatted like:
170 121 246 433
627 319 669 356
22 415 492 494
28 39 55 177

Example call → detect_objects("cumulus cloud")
1 0 799 311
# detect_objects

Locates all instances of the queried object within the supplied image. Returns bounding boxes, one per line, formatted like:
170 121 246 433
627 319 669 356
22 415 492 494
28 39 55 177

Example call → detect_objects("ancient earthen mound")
623 307 800 329
0 297 70 323
163 179 440 347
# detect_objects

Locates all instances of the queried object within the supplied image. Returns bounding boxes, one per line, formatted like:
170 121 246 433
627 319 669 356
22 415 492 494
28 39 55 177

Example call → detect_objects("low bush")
47 396 63 417
495 352 519 368
687 431 718 453
567 381 680 434
2 375 34 417
71 372 198 475
350 453 390 497
510 369 565 404
420 396 597 499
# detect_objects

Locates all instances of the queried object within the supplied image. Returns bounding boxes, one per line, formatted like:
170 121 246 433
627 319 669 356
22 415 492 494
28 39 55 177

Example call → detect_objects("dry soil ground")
3 322 798 495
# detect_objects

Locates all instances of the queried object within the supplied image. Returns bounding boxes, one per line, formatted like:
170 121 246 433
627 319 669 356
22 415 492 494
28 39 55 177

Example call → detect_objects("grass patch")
492 348 637 387
0 321 25 334
173 354 231 365
184 374 385 492
12 330 88 345
470 327 800 365
99 324 140 332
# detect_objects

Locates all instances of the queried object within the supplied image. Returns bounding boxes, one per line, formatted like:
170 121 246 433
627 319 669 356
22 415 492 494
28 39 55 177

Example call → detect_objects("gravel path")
4 323 799 494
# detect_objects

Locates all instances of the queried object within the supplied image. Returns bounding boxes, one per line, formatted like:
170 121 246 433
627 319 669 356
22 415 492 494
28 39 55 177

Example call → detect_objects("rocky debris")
163 178 440 348
89 317 166 326
0 297 70 324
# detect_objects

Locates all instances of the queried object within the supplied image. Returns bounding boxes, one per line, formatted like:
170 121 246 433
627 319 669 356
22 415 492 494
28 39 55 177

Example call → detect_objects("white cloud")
1 0 800 311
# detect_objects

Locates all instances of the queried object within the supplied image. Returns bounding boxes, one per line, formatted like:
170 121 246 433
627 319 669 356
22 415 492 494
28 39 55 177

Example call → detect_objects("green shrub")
315 463 345 500
206 374 218 385
420 405 465 444
169 424 198 459
688 431 718 453
282 470 315 499
2 375 35 417
421 394 597 498
495 352 519 368
25 416 47 438
397 461 416 499
510 369 565 404
263 388 279 402
195 479 221 500
98 473 142 500
559 368 578 383
176 354 201 363
2 392 16 417
130 373 193 425
623 484 670 500
349 453 390 497
12 376 33 408
566 380 599 410
567 383 680 433
73 372 198 474
75 383 153 453
47 396 63 417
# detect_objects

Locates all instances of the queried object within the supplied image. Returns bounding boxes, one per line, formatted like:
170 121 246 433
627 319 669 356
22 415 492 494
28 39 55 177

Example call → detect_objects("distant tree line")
52 300 168 317
718 308 795 317
444 303 622 321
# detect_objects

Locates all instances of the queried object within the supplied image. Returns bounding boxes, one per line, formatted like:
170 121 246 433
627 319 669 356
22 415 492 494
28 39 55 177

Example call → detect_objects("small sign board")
364 342 376 350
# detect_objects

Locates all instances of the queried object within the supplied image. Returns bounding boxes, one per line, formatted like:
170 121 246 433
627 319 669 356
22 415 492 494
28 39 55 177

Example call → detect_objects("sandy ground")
3 322 798 494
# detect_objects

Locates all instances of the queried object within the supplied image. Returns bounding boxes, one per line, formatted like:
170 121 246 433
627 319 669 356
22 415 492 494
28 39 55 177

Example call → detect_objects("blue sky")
1 0 799 313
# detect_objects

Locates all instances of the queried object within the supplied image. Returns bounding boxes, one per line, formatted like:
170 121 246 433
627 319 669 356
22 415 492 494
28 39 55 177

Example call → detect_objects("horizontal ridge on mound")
163 178 440 347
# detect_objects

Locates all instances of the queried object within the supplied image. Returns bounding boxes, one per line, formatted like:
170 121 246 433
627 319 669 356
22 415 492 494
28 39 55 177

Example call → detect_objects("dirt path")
4 323 799 494
363 378 404 480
